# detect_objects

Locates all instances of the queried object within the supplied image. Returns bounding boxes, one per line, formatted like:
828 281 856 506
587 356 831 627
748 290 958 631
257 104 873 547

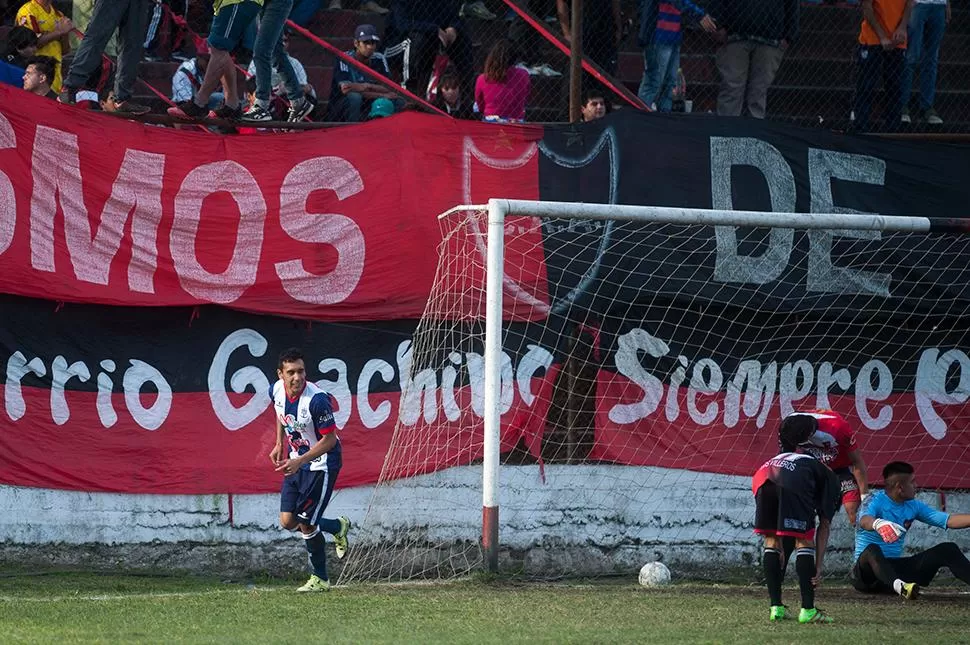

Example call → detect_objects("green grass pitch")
2 572 970 643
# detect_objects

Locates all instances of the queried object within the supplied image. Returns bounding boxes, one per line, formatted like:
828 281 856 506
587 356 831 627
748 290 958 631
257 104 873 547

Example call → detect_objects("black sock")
795 548 816 610
302 528 328 580
764 548 783 606
781 535 796 581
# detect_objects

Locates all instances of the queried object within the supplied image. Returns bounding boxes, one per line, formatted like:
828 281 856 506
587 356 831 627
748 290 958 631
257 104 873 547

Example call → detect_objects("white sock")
893 579 905 594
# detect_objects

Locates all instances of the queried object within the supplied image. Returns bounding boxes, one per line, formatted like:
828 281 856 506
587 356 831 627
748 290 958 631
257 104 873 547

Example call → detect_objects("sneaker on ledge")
113 99 151 116
209 104 243 121
241 103 273 123
924 108 943 125
167 99 207 119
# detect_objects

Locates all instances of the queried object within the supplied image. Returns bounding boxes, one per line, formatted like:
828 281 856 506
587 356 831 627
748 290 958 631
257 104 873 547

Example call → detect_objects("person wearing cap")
328 24 401 122
366 97 395 119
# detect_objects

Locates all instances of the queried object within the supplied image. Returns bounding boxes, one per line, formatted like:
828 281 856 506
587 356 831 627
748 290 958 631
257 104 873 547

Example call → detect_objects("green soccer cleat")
900 582 920 600
769 605 790 621
334 516 351 559
798 607 834 624
297 574 330 593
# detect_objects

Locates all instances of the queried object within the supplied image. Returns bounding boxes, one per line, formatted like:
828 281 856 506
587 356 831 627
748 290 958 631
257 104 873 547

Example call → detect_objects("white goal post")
477 198 968 573
337 198 970 583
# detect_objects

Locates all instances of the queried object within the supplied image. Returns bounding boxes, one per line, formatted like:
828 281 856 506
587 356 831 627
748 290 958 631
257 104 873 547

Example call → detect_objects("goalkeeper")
851 460 970 599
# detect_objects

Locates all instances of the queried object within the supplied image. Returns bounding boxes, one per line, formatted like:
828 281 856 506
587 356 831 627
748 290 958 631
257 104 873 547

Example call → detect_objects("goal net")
337 199 970 583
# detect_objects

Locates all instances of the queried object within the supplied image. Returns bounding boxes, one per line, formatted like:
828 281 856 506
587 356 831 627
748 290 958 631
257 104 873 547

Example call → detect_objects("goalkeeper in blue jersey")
851 461 970 599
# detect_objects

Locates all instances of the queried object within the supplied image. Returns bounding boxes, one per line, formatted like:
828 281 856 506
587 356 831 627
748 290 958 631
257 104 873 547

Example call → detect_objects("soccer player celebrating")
269 348 351 592
851 461 970 599
753 414 841 623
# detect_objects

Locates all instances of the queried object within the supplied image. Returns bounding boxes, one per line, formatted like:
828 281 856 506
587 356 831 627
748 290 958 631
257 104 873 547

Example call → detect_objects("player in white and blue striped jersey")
270 348 351 592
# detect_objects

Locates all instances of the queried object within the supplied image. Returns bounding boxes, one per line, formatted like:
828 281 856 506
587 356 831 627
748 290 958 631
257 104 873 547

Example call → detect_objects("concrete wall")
2 465 967 580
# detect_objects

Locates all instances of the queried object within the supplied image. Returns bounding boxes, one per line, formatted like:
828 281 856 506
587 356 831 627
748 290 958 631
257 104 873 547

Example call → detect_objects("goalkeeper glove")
872 518 906 543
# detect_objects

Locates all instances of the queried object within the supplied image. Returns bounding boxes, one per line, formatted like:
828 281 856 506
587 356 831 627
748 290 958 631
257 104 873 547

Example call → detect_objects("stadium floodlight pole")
482 199 506 574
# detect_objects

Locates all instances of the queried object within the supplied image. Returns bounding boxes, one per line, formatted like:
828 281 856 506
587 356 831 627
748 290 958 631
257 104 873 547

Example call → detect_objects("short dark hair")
25 55 57 83
583 90 605 106
883 461 915 481
245 75 257 95
778 414 818 452
5 26 39 55
439 73 460 90
277 348 305 370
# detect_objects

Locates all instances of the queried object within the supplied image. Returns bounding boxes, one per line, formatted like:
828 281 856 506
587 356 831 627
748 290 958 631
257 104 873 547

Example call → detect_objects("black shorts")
754 480 817 539
835 467 861 504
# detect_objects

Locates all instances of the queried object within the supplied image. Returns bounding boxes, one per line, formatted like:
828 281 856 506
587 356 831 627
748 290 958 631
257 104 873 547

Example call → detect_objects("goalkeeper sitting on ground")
851 460 970 599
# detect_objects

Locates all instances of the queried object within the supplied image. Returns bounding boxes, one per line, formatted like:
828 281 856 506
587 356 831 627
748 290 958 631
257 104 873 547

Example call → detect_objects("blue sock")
318 517 341 535
302 528 328 580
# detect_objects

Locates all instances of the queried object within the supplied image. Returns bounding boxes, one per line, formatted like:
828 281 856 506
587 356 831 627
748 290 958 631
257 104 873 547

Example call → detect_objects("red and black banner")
2 85 970 493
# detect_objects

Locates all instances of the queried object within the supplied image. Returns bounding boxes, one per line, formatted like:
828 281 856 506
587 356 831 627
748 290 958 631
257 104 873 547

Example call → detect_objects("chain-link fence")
2 0 966 131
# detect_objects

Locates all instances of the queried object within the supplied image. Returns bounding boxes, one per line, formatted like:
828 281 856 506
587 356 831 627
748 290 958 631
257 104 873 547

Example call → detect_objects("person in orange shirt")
15 0 73 92
853 0 914 132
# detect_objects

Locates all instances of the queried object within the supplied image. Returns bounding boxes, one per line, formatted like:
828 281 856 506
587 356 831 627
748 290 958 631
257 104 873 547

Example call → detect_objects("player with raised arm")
851 461 970 599
753 414 842 624
270 348 351 592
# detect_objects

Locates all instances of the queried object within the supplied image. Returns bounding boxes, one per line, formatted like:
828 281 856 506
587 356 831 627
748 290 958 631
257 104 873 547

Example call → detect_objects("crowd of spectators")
0 0 960 131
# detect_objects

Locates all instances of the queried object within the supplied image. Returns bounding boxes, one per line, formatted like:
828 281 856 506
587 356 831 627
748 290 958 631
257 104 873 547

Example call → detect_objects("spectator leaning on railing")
710 0 798 119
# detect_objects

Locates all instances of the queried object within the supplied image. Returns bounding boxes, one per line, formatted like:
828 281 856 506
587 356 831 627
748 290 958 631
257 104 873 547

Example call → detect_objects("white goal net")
338 200 970 583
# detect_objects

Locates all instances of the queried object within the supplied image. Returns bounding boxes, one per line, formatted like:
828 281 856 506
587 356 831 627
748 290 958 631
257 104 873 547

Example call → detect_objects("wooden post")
568 0 584 123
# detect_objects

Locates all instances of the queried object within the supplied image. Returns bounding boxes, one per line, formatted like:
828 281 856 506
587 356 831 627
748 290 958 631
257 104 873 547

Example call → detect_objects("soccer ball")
638 562 671 587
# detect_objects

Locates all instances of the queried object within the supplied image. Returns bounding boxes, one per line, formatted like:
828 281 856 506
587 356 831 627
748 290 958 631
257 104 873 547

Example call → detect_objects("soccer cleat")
241 104 274 123
900 581 920 600
798 607 834 624
167 99 207 119
334 516 351 559
769 605 790 621
297 574 330 592
287 98 315 123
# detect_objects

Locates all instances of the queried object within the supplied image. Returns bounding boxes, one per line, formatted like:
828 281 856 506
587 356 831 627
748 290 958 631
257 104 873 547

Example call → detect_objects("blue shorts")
280 467 339 526
207 1 261 53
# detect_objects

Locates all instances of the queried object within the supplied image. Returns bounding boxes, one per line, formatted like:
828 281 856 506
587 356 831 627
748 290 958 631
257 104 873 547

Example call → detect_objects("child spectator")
637 0 716 112
22 54 57 98
474 39 529 122
16 0 73 92
431 72 474 118
328 24 400 122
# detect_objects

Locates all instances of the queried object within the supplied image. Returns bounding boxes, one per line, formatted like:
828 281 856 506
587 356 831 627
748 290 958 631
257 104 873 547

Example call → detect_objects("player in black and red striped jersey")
753 414 842 624
791 410 869 525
